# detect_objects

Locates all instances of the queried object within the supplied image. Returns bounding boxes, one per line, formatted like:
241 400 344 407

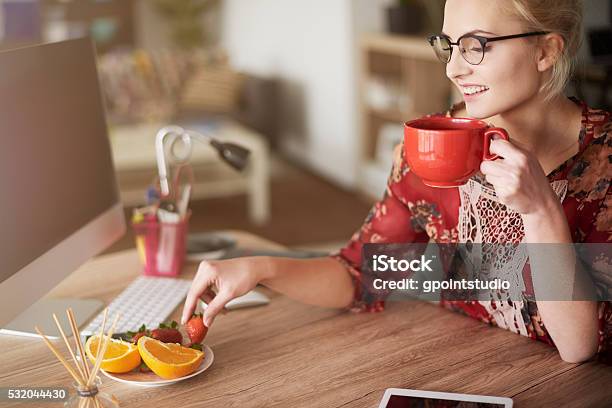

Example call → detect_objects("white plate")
100 345 214 387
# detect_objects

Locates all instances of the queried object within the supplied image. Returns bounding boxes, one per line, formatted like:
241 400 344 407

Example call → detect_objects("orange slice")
85 334 141 373
137 336 204 380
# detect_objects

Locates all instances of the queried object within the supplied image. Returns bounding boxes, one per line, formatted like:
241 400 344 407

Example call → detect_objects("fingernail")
181 316 187 324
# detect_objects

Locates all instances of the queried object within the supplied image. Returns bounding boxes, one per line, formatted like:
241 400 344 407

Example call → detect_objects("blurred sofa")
98 48 279 143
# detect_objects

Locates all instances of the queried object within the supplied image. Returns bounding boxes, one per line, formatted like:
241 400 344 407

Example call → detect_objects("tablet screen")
385 395 505 408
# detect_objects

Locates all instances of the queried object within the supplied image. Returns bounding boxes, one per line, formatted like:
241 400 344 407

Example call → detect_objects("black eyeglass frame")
427 31 550 65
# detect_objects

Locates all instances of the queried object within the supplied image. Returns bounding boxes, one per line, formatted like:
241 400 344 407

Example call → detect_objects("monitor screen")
0 38 119 286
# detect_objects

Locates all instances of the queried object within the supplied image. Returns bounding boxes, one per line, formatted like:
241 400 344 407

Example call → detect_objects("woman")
181 0 611 363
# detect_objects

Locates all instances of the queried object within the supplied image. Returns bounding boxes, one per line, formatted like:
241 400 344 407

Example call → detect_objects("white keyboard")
81 276 192 336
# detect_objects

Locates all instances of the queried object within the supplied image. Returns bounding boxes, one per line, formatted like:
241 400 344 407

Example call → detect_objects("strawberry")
132 332 147 343
127 324 150 344
150 327 183 344
184 313 208 345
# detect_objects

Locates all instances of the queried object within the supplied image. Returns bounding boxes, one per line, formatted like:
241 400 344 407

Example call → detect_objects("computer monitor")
0 38 125 337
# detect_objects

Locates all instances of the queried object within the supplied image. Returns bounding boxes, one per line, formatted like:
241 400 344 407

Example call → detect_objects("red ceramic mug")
403 117 509 187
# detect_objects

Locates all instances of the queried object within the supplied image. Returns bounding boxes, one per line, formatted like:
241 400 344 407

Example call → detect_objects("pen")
156 209 181 275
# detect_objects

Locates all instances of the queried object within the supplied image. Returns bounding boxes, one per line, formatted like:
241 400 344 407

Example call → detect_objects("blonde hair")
503 0 583 101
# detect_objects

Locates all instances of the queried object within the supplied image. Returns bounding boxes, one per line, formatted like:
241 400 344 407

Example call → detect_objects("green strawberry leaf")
190 343 203 351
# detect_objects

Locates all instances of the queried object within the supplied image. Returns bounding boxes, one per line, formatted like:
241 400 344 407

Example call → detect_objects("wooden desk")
1 231 610 407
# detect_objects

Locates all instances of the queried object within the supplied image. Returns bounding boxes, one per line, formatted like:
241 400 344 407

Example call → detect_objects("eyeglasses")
427 31 550 65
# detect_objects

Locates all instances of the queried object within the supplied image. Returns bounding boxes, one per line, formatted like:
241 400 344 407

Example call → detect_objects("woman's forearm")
257 256 355 309
522 202 600 362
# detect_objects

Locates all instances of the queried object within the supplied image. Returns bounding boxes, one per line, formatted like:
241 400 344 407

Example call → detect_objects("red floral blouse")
333 97 612 363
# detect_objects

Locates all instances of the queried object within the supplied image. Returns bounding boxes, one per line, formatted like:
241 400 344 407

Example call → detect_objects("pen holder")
132 212 191 277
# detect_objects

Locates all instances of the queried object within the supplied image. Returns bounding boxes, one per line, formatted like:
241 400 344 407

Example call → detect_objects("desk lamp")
155 125 250 196
155 125 251 256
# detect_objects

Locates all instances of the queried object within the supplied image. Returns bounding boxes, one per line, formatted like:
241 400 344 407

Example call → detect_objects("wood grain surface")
0 231 610 407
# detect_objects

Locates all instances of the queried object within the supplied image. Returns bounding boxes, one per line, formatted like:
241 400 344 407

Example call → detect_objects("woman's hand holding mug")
480 139 559 215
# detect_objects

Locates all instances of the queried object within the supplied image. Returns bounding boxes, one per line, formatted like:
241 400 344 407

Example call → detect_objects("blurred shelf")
357 33 453 196
360 33 439 61
368 107 409 123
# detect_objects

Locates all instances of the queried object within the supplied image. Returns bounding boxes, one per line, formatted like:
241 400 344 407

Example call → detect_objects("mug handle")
483 127 510 160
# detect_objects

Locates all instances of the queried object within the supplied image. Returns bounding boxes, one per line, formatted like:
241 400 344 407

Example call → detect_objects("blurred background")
0 0 610 254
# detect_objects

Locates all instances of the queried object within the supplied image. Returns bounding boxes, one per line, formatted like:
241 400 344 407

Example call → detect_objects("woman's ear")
536 33 565 72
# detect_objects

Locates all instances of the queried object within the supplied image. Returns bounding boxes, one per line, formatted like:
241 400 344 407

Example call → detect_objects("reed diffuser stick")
87 314 119 387
67 308 91 379
34 326 85 385
52 313 86 381
95 309 109 361
84 308 108 408
90 307 109 404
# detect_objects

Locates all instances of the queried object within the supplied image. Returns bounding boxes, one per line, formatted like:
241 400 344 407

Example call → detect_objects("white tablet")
378 388 513 408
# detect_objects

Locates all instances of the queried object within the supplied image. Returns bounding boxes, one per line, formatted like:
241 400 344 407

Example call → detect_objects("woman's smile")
461 84 490 100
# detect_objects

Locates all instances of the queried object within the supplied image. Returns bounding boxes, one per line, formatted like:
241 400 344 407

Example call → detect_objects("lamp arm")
155 126 217 196
184 129 214 145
